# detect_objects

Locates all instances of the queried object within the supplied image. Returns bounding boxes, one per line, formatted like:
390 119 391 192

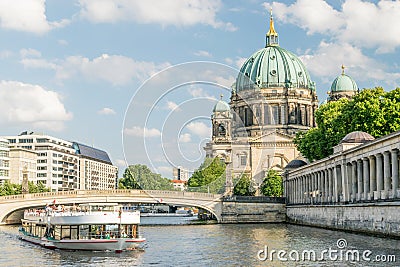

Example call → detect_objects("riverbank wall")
286 202 400 237
220 196 286 223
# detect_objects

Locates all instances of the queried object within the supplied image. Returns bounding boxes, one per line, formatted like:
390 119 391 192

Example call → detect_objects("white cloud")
98 107 116 115
124 126 161 138
0 80 72 131
186 121 211 139
187 86 214 99
166 101 181 112
115 159 127 168
0 50 13 59
20 58 57 70
179 133 192 143
194 50 212 57
58 39 68 46
79 0 236 31
266 0 400 53
300 41 400 86
21 53 170 86
20 48 41 58
57 54 170 85
157 166 172 177
224 57 247 69
0 0 69 34
266 0 343 35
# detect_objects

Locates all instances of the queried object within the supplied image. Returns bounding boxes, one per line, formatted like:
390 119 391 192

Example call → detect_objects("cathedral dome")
331 66 358 92
236 46 315 92
340 131 375 144
213 98 230 112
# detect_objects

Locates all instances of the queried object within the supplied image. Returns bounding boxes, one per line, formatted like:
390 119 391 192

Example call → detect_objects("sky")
0 0 399 178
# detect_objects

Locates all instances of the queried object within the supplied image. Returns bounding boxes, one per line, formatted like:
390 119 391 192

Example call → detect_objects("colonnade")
285 149 399 204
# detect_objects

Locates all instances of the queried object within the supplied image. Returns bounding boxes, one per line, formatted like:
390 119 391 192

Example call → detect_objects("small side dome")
285 159 307 170
330 65 358 92
340 131 375 144
213 99 230 113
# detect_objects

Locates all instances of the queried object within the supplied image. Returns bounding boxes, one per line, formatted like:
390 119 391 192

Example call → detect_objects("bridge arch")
0 190 223 224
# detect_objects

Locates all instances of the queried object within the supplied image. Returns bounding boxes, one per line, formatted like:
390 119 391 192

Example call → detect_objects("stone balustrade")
284 131 400 205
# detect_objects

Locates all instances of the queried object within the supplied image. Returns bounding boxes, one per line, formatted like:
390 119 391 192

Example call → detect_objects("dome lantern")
266 8 279 47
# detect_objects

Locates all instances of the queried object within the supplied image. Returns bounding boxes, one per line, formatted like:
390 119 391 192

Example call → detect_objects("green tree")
118 164 174 190
233 174 254 196
260 170 283 197
188 157 226 194
295 87 400 161
0 181 21 196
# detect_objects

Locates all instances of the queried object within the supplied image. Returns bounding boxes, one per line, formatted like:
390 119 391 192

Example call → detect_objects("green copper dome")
235 11 315 93
331 70 358 92
213 99 230 112
236 46 315 92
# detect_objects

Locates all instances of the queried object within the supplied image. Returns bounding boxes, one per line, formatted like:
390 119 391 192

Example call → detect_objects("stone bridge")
0 190 223 224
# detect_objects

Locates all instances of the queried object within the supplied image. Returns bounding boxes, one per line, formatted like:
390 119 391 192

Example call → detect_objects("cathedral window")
245 107 253 127
264 105 270 124
218 124 226 136
240 155 247 166
272 105 279 125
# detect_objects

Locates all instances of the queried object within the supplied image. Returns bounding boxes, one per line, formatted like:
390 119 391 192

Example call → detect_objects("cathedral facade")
204 13 358 194
205 13 319 193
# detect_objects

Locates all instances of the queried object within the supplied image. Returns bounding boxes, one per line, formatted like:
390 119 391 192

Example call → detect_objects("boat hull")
19 229 145 252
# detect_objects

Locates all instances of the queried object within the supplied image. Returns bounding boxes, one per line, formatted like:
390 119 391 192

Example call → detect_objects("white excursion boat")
19 203 146 252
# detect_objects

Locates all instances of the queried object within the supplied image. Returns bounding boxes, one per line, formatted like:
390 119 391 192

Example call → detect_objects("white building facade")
3 132 118 191
0 138 10 184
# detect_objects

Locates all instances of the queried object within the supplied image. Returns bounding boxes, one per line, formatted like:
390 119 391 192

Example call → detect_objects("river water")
1 217 400 267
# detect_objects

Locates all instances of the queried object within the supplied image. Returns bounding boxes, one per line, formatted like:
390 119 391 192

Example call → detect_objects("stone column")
346 163 352 201
351 162 357 202
318 171 322 203
337 165 343 202
324 169 328 202
333 166 339 203
302 176 305 204
328 168 333 202
362 157 370 200
357 160 363 201
369 156 376 200
383 151 391 199
391 149 399 199
340 163 346 202
376 153 383 199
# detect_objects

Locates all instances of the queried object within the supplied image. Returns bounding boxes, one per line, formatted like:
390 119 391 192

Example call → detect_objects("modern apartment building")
73 142 118 190
3 132 118 191
172 166 189 181
0 138 10 184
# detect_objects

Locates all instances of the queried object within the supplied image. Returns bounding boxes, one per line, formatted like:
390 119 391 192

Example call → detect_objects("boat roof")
79 203 119 206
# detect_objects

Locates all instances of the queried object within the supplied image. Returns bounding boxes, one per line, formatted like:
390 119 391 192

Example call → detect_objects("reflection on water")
1 217 400 267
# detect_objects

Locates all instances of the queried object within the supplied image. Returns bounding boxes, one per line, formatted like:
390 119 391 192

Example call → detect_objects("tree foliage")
0 181 49 196
260 170 283 197
187 157 226 194
118 164 174 191
233 174 255 196
294 87 400 161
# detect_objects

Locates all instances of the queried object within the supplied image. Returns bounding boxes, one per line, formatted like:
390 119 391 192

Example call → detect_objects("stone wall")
220 201 286 223
286 202 400 237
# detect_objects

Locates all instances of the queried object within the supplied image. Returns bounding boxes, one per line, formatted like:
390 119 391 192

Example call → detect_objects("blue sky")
0 0 399 178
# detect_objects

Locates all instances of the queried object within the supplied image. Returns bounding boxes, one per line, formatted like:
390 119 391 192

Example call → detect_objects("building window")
264 105 270 124
272 106 279 125
240 155 247 166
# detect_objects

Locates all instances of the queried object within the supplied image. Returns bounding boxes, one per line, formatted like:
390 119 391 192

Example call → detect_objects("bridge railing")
0 189 221 202
222 195 285 203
